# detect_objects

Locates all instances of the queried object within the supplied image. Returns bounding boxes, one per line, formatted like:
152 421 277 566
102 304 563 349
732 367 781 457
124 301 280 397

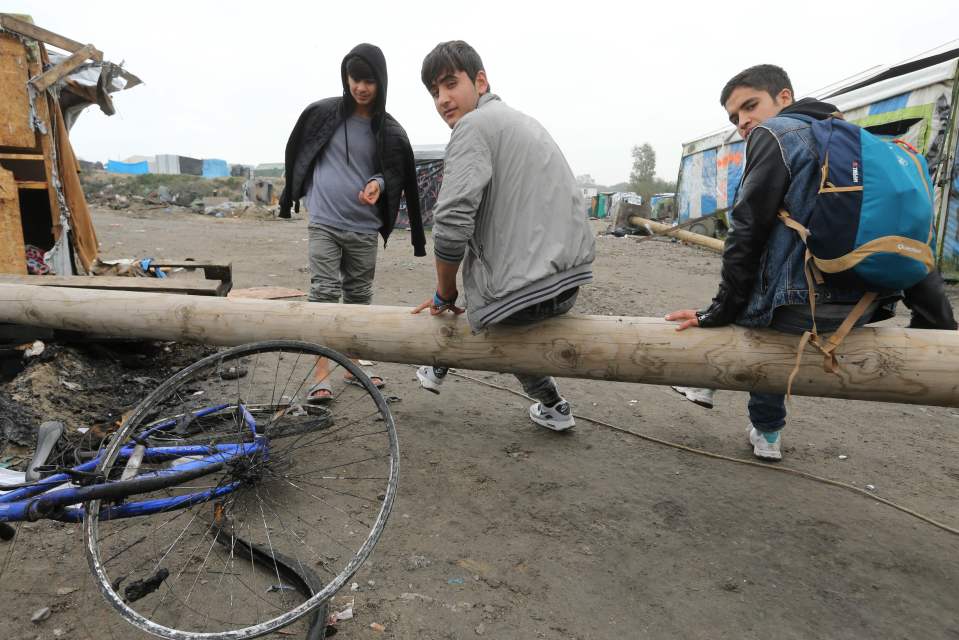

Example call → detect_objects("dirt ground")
2 206 959 640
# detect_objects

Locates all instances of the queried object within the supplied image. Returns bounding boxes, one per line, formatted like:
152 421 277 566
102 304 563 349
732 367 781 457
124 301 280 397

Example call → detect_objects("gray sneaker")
529 400 575 432
748 426 782 461
416 366 444 394
671 386 715 409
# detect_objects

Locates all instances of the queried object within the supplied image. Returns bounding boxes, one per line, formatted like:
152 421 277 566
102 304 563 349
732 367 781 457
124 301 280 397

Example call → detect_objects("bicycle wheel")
83 340 398 639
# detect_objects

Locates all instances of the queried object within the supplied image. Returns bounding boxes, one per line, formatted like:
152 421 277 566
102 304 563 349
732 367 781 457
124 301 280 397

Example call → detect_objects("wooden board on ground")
0 275 228 296
227 286 305 300
149 259 233 284
0 168 27 275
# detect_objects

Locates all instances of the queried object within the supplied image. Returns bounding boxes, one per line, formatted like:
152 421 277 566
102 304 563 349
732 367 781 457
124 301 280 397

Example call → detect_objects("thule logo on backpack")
897 243 921 255
851 161 860 184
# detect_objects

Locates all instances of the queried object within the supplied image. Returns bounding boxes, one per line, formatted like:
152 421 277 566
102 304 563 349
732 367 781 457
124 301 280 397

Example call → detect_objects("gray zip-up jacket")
433 93 595 332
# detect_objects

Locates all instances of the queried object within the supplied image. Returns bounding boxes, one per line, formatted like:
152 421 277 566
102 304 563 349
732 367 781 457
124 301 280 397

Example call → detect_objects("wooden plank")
0 153 44 161
15 180 47 189
0 284 957 407
30 44 96 92
0 168 27 275
628 215 725 253
150 259 233 283
0 275 224 296
27 48 61 239
0 36 36 149
0 15 103 61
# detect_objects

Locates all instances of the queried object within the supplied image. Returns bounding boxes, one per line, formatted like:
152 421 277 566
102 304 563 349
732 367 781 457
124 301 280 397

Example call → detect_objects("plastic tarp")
941 135 959 277
106 159 148 175
678 137 745 222
397 158 444 228
178 156 203 176
202 158 229 178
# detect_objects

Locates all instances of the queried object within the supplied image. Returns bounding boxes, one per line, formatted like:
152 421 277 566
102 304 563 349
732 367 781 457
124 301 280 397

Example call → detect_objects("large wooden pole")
628 216 725 253
1 283 957 407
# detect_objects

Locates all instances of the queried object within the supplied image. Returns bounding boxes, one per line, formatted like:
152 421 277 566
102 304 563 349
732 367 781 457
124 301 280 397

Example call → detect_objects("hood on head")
341 43 388 117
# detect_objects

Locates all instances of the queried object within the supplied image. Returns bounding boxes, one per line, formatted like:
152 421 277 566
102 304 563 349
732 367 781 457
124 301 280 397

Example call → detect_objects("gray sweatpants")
308 225 378 304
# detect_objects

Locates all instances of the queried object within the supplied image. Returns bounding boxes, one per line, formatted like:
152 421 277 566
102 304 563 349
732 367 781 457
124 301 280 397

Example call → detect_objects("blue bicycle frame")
0 403 264 524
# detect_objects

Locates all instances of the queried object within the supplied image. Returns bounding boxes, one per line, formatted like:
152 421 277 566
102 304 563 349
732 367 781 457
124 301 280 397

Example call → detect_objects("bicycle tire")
83 340 399 639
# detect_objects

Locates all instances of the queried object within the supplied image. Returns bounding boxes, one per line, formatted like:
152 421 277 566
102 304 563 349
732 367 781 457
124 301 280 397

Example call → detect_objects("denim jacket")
735 115 878 328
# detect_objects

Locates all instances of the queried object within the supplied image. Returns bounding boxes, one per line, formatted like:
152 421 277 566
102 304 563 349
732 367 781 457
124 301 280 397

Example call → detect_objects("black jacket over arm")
278 43 426 257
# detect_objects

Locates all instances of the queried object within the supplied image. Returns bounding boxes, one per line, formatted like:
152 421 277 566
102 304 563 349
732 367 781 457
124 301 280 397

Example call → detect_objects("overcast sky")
15 1 959 186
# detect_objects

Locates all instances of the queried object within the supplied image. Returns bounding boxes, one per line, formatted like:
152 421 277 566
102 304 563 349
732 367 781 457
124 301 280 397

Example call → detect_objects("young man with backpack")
667 64 957 461
411 40 595 432
279 44 426 402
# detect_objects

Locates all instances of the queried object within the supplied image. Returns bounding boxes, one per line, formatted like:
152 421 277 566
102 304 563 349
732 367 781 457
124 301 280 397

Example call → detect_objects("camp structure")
0 15 233 298
675 42 959 279
0 13 140 277
397 144 445 228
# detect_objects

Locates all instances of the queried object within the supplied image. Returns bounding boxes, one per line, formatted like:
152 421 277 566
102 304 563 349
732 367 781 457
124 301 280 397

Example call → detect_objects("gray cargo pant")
308 225 378 304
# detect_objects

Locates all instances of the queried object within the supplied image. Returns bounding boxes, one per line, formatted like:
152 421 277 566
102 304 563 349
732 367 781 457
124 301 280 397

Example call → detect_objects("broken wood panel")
29 47 61 241
30 43 96 92
0 169 27 275
0 14 103 61
0 275 227 296
0 35 36 149
48 93 99 271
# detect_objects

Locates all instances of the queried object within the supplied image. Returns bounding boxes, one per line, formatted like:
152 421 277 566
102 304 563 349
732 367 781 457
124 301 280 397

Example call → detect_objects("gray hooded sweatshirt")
433 93 595 332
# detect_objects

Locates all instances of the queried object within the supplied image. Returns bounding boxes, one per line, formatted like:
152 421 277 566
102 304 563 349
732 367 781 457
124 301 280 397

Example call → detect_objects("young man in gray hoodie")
411 41 595 431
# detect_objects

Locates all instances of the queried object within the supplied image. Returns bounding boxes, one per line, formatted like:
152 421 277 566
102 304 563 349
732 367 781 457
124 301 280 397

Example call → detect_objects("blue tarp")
202 158 229 178
106 160 149 175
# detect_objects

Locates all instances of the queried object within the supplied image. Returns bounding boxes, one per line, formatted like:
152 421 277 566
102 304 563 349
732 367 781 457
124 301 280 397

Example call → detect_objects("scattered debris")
31 607 51 623
331 607 353 622
369 622 386 633
838 455 849 460
403 554 432 570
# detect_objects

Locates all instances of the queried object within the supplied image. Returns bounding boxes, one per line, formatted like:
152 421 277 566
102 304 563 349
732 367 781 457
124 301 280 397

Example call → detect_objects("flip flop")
306 381 334 404
344 371 385 389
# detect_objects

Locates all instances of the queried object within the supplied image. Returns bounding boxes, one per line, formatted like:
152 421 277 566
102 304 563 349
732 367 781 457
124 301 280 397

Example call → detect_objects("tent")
675 43 959 278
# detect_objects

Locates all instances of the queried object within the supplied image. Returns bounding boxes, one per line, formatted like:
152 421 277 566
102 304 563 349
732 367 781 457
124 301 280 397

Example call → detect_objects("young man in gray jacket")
411 41 595 431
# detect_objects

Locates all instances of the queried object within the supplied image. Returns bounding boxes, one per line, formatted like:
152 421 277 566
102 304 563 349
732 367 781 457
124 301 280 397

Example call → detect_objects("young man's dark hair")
346 56 375 82
719 64 793 107
420 40 490 92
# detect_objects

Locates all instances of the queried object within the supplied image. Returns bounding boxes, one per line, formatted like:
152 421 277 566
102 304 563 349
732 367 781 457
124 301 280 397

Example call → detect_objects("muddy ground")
2 206 958 640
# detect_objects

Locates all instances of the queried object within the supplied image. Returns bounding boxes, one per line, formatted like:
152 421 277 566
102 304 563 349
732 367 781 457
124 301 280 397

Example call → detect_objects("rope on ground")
437 368 959 538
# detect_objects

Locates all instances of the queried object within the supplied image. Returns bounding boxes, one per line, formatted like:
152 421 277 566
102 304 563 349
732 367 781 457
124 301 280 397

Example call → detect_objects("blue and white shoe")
748 426 782 461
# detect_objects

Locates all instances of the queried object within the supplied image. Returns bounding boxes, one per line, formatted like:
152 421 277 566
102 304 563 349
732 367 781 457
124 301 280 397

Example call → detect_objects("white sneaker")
416 366 444 394
671 386 715 409
528 400 575 432
748 426 782 461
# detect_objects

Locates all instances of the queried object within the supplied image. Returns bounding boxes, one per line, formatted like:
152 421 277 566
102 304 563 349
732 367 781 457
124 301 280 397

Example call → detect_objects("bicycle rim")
83 340 398 639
